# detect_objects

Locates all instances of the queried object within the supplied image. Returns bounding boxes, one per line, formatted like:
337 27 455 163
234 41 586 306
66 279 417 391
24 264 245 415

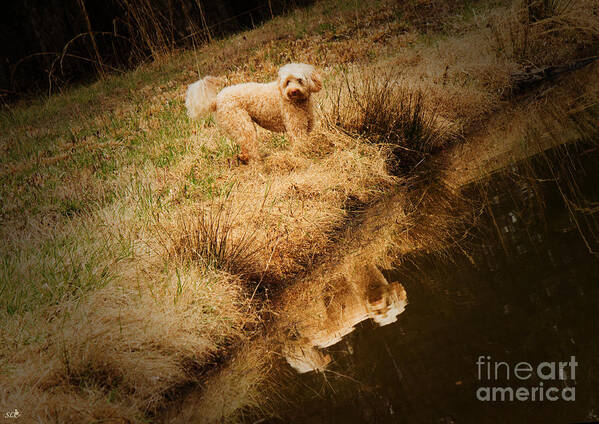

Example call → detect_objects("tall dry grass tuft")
326 70 460 175
157 192 265 278
117 0 176 60
489 0 599 72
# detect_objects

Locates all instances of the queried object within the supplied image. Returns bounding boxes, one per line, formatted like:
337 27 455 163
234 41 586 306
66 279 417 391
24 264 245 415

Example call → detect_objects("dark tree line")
1 0 310 102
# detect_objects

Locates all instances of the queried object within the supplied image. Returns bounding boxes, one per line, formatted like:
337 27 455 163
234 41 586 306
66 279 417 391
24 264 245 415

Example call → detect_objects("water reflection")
273 145 599 424
284 264 407 373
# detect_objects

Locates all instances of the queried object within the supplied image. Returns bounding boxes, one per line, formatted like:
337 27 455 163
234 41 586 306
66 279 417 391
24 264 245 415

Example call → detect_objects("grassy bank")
1 0 598 422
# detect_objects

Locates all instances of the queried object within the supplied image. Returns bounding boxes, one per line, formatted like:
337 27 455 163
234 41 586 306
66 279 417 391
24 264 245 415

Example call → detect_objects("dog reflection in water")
283 264 408 373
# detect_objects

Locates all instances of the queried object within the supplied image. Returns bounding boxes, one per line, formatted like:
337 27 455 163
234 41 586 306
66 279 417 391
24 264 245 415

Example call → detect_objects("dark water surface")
273 147 599 423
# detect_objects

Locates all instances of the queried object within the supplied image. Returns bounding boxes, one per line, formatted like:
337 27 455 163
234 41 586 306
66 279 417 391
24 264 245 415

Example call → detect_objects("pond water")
272 145 599 423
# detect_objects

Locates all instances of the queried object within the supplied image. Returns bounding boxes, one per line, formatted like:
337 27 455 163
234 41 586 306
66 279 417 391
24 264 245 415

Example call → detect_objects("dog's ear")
309 70 322 93
277 73 286 94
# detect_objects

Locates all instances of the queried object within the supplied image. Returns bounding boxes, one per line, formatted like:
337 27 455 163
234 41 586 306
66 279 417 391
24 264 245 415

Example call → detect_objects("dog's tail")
185 76 225 120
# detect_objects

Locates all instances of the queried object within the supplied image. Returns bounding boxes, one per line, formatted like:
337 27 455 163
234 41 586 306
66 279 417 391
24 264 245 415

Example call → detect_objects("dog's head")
278 63 322 102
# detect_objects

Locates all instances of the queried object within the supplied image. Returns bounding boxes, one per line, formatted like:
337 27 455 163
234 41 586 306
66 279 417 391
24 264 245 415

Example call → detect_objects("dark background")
0 0 311 102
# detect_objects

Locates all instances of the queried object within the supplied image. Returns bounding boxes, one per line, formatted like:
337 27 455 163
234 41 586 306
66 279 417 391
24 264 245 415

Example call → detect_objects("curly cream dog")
186 63 322 163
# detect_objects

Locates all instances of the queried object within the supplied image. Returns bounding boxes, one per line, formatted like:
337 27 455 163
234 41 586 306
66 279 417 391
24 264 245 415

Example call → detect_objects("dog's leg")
282 105 311 144
217 107 259 163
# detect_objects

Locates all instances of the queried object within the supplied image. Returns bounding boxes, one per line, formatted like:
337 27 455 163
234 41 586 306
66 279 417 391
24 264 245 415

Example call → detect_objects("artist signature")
4 409 20 419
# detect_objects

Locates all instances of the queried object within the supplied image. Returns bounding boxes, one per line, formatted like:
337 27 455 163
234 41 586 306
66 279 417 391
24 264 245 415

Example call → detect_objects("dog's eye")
297 78 304 84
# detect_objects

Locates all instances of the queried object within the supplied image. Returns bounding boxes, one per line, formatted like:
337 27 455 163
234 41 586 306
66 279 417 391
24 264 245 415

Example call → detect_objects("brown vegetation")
1 0 598 422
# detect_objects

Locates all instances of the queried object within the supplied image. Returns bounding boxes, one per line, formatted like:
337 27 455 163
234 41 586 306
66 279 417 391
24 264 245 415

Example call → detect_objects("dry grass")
165 342 274 424
325 68 461 175
1 0 598 422
157 193 264 277
153 125 395 285
1 263 257 421
489 0 599 69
